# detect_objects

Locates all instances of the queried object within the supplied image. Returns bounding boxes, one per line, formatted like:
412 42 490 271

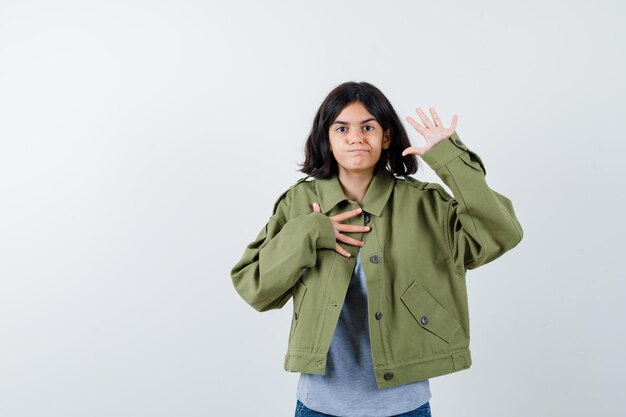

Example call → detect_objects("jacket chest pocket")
400 280 460 343
290 280 308 336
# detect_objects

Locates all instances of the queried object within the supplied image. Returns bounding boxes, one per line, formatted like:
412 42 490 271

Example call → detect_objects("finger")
312 202 321 212
336 243 352 258
336 223 371 233
429 107 442 127
336 233 365 247
450 114 458 131
402 146 427 157
331 207 363 222
416 107 434 129
405 116 425 135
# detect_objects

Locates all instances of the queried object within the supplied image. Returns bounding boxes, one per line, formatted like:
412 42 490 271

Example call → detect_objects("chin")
339 164 376 174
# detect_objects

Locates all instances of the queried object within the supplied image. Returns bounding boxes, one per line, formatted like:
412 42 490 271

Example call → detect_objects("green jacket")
230 131 523 389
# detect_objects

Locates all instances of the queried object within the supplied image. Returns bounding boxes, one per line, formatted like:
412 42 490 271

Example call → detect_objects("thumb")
402 145 427 157
312 202 321 212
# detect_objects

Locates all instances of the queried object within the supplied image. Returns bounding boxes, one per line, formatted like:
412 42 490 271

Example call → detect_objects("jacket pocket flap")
400 280 460 343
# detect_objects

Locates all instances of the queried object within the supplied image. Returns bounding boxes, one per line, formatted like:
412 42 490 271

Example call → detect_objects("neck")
337 166 376 206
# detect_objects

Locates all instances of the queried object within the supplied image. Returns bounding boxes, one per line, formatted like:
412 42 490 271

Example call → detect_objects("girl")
230 81 523 417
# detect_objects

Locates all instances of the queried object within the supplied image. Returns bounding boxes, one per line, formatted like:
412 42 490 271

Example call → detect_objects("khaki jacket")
230 132 524 389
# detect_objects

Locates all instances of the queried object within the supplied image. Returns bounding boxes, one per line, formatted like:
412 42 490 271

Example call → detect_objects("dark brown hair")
298 81 418 179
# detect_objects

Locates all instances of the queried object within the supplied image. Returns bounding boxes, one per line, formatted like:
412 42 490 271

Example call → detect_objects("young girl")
231 81 523 417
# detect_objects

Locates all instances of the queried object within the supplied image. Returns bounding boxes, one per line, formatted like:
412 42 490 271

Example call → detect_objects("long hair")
298 81 418 179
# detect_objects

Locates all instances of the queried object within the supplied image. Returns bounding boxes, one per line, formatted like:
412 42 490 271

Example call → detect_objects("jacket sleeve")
420 131 524 272
230 187 337 312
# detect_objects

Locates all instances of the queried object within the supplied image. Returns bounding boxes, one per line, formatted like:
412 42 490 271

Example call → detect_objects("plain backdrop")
1 1 624 416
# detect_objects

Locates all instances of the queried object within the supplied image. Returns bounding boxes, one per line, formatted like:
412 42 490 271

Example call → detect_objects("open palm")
402 107 458 157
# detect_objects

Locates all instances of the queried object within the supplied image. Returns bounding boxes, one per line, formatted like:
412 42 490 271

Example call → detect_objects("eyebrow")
332 118 377 125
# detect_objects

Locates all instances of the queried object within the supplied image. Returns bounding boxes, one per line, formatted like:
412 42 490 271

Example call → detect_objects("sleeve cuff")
308 212 336 249
420 131 468 171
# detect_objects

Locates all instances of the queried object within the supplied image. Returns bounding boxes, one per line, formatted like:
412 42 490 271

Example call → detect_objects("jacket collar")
315 165 396 217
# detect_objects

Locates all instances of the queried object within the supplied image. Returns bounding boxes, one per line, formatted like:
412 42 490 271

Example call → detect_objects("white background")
1 1 624 416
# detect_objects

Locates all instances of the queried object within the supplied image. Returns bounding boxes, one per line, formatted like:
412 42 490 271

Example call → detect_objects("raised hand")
402 107 458 157
312 202 370 258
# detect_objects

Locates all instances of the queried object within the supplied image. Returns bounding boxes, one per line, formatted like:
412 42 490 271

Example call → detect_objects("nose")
348 133 364 144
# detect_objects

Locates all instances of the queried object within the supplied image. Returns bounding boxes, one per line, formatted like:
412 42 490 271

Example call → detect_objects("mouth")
349 149 369 153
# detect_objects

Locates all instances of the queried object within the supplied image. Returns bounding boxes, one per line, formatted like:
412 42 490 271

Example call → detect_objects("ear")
383 129 392 149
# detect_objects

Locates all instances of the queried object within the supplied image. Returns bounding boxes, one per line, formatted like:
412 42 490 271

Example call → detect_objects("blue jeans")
294 399 432 417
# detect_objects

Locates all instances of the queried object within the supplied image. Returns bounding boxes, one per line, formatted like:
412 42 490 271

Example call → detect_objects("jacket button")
375 311 383 320
364 213 371 224
384 371 394 380
294 312 298 320
420 316 429 325
454 138 464 146
370 255 380 263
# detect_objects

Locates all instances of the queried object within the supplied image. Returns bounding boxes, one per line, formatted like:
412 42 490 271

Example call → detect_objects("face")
328 101 391 177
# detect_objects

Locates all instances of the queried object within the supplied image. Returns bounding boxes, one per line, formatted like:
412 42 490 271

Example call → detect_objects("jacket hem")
284 348 472 389
284 350 328 374
374 348 473 389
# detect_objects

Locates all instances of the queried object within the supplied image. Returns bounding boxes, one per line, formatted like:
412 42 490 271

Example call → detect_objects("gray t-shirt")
296 248 431 417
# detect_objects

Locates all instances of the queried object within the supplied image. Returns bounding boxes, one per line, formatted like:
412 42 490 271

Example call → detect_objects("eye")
336 126 347 133
364 125 375 131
